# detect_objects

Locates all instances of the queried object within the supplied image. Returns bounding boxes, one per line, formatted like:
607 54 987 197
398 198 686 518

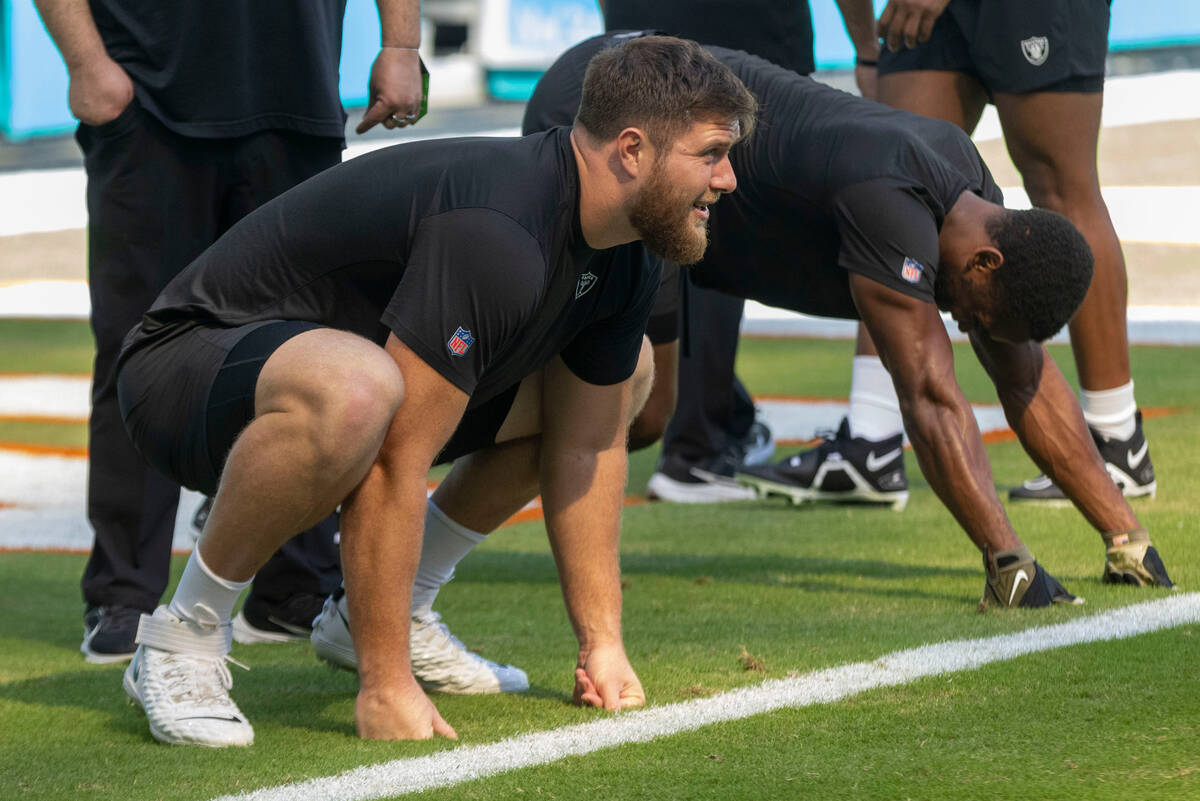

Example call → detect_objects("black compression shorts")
878 0 1110 95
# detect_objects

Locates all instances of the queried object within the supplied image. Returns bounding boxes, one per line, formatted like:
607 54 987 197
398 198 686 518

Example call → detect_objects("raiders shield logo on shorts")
1021 36 1049 66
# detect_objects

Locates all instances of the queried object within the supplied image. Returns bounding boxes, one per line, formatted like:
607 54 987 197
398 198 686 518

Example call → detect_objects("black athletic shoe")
191 495 214 534
232 591 326 644
736 417 908 509
1010 411 1156 504
979 546 1083 610
733 420 776 468
646 451 757 503
81 605 142 664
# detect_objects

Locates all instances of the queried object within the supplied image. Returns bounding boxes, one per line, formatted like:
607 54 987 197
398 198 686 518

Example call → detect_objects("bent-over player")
520 33 1174 608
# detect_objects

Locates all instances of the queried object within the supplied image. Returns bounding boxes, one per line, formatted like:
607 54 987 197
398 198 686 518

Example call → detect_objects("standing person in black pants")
33 0 426 662
597 0 881 502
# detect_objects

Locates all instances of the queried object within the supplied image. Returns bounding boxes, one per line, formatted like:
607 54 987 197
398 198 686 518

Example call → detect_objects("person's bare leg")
993 90 1130 393
199 329 404 581
629 339 677 451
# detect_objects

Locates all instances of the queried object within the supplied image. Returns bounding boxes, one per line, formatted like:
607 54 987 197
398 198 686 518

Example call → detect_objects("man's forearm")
540 444 627 653
835 0 882 59
899 380 1019 553
377 0 422 48
33 0 109 69
978 339 1140 533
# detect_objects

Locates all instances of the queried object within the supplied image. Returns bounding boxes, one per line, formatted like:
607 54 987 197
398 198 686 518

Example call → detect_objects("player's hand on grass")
877 0 952 53
574 643 645 710
356 47 425 133
355 678 458 741
68 54 134 127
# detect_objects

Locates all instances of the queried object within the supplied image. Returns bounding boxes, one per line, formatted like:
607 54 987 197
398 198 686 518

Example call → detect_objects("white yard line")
208 592 1200 801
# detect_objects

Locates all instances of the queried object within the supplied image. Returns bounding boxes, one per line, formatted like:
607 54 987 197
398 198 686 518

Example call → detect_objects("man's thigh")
118 321 322 495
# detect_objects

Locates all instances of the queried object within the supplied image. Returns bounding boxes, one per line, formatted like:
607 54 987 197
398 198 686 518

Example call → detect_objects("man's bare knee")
258 331 405 467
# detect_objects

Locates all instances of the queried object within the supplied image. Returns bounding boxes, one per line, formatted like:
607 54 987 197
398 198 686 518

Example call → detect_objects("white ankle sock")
1080 381 1137 440
168 547 252 628
847 356 903 441
411 499 488 615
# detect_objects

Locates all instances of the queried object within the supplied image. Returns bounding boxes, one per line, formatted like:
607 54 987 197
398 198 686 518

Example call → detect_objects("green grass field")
2 319 1199 800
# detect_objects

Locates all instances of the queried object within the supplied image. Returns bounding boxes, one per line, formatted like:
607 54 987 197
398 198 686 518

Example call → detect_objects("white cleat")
122 607 253 747
311 591 529 694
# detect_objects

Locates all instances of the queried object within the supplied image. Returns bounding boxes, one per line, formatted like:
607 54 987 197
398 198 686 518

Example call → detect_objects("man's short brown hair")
575 35 757 149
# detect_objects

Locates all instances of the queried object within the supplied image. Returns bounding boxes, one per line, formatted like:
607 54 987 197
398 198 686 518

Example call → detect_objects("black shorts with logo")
878 0 1111 94
118 320 521 496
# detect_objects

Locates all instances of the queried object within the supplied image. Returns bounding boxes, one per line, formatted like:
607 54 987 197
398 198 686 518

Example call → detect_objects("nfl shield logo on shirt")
447 326 475 357
901 257 924 284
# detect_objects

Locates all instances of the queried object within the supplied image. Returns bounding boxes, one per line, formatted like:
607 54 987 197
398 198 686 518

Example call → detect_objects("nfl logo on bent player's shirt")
901 257 924 284
447 326 474 357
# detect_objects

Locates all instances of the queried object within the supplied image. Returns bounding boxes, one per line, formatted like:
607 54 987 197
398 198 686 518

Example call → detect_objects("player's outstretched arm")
341 334 466 740
539 356 645 710
969 333 1140 532
970 333 1175 588
849 274 1019 553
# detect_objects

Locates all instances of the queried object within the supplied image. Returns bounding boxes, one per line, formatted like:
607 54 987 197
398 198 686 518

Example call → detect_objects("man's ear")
616 127 653 179
968 246 1004 274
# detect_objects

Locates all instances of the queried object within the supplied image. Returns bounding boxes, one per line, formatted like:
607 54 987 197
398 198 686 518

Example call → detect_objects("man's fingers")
574 667 602 707
876 2 896 42
355 99 390 134
433 708 458 740
918 12 938 44
902 14 923 49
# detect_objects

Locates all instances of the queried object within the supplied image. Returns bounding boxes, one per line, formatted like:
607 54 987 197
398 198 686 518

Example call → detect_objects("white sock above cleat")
123 607 253 747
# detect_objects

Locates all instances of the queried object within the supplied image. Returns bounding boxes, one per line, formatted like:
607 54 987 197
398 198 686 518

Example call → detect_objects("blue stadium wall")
4 0 1200 140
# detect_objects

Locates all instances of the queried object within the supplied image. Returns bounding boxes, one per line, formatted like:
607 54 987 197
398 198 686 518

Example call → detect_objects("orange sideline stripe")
0 440 87 457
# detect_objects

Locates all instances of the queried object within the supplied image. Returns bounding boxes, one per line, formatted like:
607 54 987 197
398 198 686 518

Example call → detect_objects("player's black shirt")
121 127 660 407
91 0 347 138
602 1 815 75
525 34 1002 321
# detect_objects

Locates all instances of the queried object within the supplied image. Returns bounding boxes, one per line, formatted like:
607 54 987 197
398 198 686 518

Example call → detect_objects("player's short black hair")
988 208 1094 342
575 35 757 149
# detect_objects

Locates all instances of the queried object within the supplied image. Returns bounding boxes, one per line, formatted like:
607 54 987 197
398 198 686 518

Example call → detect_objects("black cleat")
232 591 326 644
1011 411 1156 504
81 605 143 663
737 418 908 509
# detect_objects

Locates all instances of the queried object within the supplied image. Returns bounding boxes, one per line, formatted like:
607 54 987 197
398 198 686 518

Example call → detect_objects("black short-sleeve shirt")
602 0 815 75
525 35 1002 322
121 128 660 406
90 0 347 138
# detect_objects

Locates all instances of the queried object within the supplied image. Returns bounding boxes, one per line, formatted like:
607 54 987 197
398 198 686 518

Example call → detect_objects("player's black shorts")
118 319 521 495
878 0 1111 94
118 320 322 495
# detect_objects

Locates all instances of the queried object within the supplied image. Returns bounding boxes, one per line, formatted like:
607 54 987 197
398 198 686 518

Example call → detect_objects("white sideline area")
206 593 1200 801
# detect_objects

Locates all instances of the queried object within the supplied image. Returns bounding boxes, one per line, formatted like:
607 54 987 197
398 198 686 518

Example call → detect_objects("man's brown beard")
628 160 708 265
